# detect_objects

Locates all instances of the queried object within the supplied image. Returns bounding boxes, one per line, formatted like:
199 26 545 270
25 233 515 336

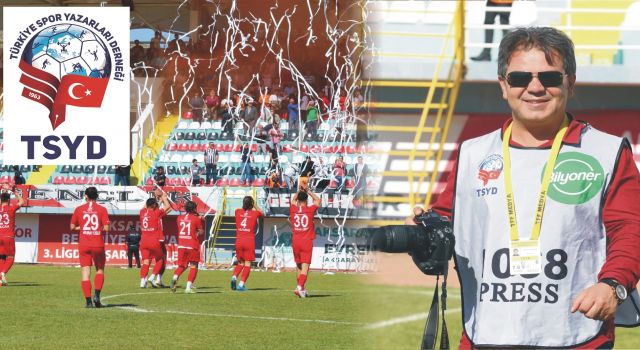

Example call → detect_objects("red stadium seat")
358 145 367 154
345 179 355 189
99 177 111 185
223 144 234 152
322 145 333 153
328 180 337 189
88 177 100 185
252 178 265 187
189 143 200 152
282 144 293 152
199 143 209 151
250 144 258 152
145 177 155 185
76 176 89 185
334 145 345 154
229 178 240 187
233 144 242 152
0 175 12 184
215 144 225 152
64 176 77 185
217 178 228 187
300 144 309 153
183 111 193 119
178 143 189 152
346 145 357 154
310 145 322 153
166 143 177 151
53 176 65 184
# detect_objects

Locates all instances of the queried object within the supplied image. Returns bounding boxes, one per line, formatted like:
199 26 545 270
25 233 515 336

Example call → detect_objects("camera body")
364 210 455 276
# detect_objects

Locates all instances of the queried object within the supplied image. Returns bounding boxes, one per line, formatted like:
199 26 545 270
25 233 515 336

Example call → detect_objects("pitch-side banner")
262 218 375 271
3 7 130 165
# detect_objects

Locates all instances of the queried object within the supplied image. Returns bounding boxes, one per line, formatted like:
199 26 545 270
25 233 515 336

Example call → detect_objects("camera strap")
421 267 450 350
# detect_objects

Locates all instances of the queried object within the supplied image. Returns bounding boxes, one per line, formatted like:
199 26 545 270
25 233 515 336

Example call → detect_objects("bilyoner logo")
543 152 605 205
19 24 111 130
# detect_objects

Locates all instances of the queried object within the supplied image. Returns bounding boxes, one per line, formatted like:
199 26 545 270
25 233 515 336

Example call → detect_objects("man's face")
498 48 575 127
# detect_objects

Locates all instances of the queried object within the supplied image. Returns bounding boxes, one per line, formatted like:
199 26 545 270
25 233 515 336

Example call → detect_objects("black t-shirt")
154 172 166 186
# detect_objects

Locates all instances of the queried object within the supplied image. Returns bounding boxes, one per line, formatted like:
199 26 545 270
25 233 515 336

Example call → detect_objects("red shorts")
140 239 165 261
292 239 313 264
235 240 255 262
79 246 106 269
0 237 15 256
177 248 200 267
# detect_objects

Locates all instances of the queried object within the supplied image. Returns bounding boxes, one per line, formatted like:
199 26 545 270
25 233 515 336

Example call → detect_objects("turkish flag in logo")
19 59 109 130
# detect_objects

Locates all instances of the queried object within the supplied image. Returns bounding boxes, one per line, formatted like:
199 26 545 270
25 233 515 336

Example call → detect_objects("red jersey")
177 213 203 250
139 207 167 241
0 203 21 238
289 204 318 241
235 208 262 241
70 202 110 248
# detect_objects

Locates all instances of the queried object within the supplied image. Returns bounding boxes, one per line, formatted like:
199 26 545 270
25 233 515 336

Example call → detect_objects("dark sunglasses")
505 71 566 88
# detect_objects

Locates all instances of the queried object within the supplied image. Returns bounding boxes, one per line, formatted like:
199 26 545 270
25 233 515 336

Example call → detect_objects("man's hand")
570 283 618 320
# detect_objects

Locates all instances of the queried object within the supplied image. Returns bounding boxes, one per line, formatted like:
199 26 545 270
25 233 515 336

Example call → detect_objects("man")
430 27 640 348
170 201 204 293
190 159 203 187
204 143 219 186
311 157 330 191
305 100 319 137
471 0 513 61
231 196 263 291
242 99 259 132
290 185 321 298
70 187 110 308
0 184 26 286
139 189 172 288
125 224 141 269
287 98 299 132
130 39 146 67
189 91 205 122
154 166 166 187
240 144 254 186
298 156 315 191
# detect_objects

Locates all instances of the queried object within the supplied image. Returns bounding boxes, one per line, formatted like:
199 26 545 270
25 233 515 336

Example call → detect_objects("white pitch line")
102 291 362 326
364 308 461 330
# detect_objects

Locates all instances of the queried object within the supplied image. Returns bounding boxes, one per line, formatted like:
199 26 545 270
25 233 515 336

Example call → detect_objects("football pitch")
1 265 367 349
361 284 640 349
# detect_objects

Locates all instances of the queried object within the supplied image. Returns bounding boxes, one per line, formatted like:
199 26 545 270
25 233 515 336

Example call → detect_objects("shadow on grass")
191 286 220 290
103 303 138 308
307 294 335 298
5 282 49 287
247 288 278 291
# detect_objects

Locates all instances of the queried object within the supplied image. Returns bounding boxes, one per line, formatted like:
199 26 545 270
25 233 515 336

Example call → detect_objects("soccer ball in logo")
22 24 111 81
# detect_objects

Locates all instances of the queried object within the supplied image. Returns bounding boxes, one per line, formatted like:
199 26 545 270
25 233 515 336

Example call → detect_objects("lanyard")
502 116 569 241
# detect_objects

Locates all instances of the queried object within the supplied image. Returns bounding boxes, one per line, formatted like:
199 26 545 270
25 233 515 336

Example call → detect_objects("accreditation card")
509 240 541 275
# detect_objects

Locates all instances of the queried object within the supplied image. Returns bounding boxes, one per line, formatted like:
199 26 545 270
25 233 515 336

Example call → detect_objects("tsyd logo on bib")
543 152 605 205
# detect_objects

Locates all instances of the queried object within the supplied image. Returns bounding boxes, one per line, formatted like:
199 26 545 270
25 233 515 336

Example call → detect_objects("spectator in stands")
149 48 166 69
284 84 295 97
150 31 162 50
130 40 146 67
240 144 255 186
189 91 205 122
221 103 234 135
269 122 283 153
167 33 184 53
255 124 269 154
205 89 220 120
115 163 129 186
471 0 513 61
283 163 298 190
204 143 219 186
287 98 299 132
305 100 319 137
311 157 330 191
333 155 345 190
13 166 25 185
266 160 283 189
353 156 368 199
300 93 310 123
298 156 315 191
242 99 259 132
319 90 330 115
190 159 203 187
154 166 166 187
126 224 141 268
352 89 365 109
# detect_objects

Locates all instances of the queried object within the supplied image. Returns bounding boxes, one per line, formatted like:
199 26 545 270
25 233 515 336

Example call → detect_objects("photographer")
369 27 640 349
125 224 141 268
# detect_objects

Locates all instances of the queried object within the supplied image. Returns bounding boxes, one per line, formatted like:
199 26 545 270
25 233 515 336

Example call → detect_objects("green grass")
360 284 640 349
1 265 367 349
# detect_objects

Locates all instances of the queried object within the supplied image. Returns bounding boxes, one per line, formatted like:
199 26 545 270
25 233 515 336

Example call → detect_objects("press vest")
453 124 639 347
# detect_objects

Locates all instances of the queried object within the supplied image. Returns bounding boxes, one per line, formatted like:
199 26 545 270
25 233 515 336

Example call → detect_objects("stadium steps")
131 114 179 185
28 165 56 185
213 216 237 251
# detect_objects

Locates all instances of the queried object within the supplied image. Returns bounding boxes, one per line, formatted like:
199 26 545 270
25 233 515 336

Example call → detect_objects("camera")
362 210 455 275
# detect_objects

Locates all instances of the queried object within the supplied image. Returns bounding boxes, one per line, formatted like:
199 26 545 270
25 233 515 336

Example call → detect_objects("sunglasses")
505 71 566 88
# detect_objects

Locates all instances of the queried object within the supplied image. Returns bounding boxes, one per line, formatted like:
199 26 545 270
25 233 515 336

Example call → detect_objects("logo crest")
478 154 503 186
543 152 605 205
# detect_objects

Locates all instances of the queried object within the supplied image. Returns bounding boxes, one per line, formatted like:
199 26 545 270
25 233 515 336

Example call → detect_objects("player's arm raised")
4 184 26 207
157 189 172 215
305 187 321 207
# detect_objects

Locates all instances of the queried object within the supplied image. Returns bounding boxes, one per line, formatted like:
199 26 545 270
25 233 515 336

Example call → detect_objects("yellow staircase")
131 114 179 185
26 165 57 185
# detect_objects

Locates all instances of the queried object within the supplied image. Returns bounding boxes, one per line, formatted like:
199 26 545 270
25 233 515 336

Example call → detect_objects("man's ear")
567 74 576 97
498 76 509 100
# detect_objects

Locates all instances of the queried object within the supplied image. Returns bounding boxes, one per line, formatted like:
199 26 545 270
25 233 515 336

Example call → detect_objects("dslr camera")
362 210 455 275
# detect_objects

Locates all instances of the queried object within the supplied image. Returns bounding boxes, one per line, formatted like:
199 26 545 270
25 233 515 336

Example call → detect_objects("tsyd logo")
3 8 130 165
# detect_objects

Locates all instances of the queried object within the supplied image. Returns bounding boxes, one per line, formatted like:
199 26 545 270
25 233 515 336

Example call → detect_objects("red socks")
81 280 92 298
233 264 244 277
297 274 308 289
140 264 150 278
152 259 164 275
3 256 14 274
94 273 104 292
187 266 198 283
240 266 251 283
174 266 185 278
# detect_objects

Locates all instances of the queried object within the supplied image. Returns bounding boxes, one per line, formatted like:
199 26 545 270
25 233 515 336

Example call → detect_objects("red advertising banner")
37 214 180 265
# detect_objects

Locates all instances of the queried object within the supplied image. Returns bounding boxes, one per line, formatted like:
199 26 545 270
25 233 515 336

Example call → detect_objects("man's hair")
184 200 197 214
0 193 10 203
498 27 576 78
192 159 197 163
242 196 254 210
297 191 308 203
85 187 99 200
146 198 158 208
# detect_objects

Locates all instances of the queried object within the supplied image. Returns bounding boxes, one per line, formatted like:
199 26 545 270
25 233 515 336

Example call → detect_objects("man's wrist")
599 278 628 305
